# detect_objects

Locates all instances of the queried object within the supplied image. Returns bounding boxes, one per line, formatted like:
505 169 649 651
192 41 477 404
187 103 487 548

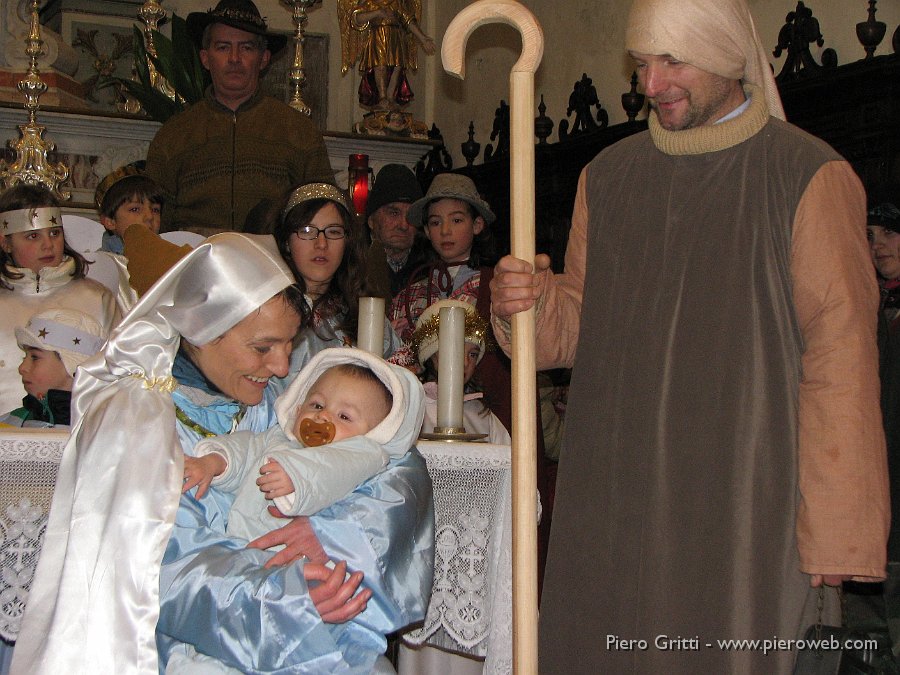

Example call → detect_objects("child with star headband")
0 184 119 414
0 308 108 427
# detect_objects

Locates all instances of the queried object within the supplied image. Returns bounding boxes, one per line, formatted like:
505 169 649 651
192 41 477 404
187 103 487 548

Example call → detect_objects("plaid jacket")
389 264 483 343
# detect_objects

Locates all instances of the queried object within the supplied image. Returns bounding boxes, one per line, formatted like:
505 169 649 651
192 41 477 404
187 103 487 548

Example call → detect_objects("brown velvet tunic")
495 92 889 673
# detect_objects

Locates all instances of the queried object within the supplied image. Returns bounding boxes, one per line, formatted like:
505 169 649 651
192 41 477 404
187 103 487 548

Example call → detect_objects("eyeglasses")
292 225 348 240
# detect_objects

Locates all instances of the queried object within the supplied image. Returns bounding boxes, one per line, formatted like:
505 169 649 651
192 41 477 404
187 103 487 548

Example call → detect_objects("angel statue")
339 0 436 111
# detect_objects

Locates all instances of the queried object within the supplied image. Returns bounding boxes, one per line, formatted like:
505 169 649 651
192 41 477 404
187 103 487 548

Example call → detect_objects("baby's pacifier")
299 418 336 446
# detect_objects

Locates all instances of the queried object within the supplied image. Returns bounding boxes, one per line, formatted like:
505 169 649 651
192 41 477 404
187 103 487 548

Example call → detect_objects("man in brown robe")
490 0 889 672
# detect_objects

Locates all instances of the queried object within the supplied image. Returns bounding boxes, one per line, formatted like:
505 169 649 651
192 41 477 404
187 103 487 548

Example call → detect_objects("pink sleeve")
792 161 889 580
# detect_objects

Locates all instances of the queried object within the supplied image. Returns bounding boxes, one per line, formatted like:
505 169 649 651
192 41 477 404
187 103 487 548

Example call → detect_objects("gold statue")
339 0 435 111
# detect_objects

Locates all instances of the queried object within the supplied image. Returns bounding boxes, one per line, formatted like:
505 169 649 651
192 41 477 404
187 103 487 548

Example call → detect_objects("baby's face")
293 369 390 444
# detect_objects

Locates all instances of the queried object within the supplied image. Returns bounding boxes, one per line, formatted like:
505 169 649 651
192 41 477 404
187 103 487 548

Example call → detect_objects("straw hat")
406 173 495 228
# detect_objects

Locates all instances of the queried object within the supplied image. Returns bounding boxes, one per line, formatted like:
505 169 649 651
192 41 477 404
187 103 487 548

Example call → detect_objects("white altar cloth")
402 441 513 675
0 428 68 642
0 431 514 674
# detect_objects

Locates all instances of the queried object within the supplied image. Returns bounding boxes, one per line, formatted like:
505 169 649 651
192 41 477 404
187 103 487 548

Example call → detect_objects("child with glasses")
267 183 403 392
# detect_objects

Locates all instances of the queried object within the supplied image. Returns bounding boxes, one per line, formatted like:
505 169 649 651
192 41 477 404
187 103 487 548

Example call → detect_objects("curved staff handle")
442 3 543 673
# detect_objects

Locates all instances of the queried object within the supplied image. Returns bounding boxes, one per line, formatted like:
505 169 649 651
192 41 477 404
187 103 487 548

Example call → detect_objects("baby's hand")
257 458 295 499
183 453 226 499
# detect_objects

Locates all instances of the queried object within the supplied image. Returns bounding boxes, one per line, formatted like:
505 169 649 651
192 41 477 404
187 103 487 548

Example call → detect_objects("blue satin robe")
156 386 434 674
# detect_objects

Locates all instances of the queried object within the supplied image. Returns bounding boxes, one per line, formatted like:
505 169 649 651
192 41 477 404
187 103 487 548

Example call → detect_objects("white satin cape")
11 233 295 674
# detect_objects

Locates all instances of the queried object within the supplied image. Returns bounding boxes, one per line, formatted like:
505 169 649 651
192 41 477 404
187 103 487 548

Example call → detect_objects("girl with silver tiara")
0 184 119 414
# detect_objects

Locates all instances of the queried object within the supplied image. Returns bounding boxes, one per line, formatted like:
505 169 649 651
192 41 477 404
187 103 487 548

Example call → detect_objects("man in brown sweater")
145 0 334 236
491 0 888 672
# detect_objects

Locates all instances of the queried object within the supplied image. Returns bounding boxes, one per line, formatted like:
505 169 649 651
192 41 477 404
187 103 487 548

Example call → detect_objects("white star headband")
1 207 63 235
20 318 104 357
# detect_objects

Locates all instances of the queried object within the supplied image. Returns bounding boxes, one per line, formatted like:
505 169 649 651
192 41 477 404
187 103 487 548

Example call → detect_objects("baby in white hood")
183 347 425 546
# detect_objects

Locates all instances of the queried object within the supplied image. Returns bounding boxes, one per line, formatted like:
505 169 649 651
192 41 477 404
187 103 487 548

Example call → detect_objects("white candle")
357 297 385 355
436 305 465 431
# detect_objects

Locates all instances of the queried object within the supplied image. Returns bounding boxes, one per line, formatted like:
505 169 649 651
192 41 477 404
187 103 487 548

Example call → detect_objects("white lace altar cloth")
0 429 68 641
405 441 512 675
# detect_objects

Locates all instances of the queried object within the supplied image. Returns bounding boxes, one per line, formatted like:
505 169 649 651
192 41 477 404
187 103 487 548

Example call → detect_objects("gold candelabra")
281 0 322 116
0 0 70 197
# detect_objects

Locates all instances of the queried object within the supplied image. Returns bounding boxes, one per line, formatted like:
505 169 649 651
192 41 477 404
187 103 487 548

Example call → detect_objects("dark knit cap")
868 183 900 233
366 164 423 218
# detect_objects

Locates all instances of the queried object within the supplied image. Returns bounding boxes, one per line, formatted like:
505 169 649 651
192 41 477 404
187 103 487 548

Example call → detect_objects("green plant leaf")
170 14 208 98
131 25 152 91
150 28 204 105
114 13 211 122
116 78 183 121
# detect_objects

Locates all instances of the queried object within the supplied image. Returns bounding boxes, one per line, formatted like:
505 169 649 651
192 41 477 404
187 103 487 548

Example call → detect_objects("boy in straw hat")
389 172 496 344
490 0 886 672
389 172 514 430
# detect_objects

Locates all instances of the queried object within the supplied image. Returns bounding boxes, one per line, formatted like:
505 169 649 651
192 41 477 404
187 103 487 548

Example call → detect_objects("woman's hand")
304 561 371 623
247 512 328 567
247 515 368 623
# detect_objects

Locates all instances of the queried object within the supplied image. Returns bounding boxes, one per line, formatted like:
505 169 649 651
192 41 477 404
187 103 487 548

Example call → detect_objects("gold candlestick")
0 0 69 197
139 0 181 103
419 305 487 443
281 0 321 116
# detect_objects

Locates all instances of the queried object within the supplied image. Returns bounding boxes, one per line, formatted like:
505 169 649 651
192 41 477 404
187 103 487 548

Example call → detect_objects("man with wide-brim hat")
186 0 287 54
145 0 335 237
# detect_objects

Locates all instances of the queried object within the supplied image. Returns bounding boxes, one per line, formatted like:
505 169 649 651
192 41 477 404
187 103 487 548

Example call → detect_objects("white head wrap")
14 232 298 672
625 0 785 120
16 308 107 377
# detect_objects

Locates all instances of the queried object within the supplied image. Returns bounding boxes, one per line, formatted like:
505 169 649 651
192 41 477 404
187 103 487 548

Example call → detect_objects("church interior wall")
2 0 898 170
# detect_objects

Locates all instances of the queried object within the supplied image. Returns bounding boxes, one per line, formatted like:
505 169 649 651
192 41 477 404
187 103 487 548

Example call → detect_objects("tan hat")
16 308 107 377
406 173 495 228
411 299 492 366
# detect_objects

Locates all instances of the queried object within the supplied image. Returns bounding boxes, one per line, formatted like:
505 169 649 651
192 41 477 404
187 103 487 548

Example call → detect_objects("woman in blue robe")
12 232 433 674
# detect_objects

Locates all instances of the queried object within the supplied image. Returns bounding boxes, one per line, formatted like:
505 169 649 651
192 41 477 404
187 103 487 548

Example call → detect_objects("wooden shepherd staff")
442 2 544 672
